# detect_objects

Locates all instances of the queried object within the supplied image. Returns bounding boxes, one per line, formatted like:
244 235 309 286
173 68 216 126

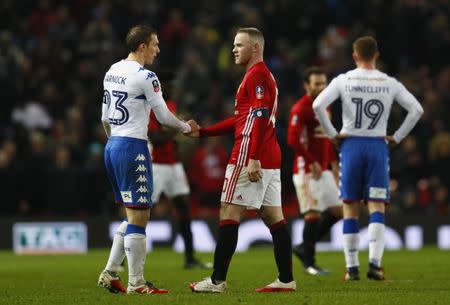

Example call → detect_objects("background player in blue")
97 25 199 294
313 36 423 281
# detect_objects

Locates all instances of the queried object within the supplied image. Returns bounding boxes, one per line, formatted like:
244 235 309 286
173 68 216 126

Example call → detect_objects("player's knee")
126 207 150 227
303 211 321 222
328 206 343 219
367 201 385 214
343 202 359 218
259 207 284 227
219 202 243 222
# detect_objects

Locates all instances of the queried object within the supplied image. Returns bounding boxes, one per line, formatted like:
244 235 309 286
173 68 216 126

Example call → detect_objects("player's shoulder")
133 66 161 93
328 71 348 85
291 96 311 114
341 68 361 79
135 66 159 81
290 99 303 113
249 62 273 79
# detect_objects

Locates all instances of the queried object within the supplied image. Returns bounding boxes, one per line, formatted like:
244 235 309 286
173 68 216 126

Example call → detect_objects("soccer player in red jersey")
148 88 210 269
188 28 295 293
287 67 342 276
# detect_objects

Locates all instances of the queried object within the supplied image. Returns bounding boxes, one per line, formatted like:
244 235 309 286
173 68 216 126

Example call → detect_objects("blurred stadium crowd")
0 0 449 217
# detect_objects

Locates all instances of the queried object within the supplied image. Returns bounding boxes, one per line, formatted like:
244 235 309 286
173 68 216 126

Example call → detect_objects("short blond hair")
237 27 264 51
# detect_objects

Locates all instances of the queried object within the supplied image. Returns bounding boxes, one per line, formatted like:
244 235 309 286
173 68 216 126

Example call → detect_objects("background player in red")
189 137 229 209
188 27 295 293
287 67 343 275
148 80 211 269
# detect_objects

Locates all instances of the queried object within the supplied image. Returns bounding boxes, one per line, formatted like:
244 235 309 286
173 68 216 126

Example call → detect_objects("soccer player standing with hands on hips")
313 36 423 281
98 25 199 294
188 27 295 293
287 67 342 276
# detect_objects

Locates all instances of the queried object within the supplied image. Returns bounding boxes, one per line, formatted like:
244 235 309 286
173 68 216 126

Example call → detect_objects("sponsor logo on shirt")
256 85 264 99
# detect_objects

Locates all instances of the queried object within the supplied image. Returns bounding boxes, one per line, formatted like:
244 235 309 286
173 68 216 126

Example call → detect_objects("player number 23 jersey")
101 60 165 140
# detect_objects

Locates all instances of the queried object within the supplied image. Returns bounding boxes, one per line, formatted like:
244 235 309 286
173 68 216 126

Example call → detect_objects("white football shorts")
152 163 190 202
220 164 281 209
293 170 342 214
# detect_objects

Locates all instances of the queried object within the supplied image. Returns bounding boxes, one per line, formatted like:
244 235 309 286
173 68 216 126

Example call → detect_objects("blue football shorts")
104 136 153 208
339 136 390 203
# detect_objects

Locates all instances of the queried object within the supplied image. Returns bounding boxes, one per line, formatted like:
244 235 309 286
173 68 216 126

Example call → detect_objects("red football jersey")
148 100 178 164
287 95 336 174
230 61 281 169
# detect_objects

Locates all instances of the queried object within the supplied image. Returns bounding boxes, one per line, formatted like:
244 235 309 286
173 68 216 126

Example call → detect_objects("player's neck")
245 56 263 70
356 61 376 70
126 53 145 66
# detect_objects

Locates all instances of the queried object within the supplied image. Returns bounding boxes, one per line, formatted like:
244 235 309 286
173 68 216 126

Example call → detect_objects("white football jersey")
101 60 165 140
313 68 423 143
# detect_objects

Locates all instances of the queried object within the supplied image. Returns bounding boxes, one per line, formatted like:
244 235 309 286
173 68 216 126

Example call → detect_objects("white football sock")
125 233 147 286
368 223 385 268
105 220 127 272
343 233 360 268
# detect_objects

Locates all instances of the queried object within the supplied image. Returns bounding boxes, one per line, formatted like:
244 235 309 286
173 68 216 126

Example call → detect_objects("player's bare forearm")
102 121 111 138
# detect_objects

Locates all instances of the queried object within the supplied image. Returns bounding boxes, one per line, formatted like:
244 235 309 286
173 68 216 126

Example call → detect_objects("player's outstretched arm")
102 121 111 138
152 103 192 133
197 116 235 138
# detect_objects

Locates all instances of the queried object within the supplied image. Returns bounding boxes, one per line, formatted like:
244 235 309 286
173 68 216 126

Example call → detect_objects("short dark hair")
353 36 378 61
303 66 325 83
126 25 156 53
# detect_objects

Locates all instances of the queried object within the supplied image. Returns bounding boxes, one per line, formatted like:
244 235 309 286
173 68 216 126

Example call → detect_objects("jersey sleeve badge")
152 79 160 92
255 85 264 99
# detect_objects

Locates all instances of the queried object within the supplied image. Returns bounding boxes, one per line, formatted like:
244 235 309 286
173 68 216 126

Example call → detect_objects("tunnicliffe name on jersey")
344 85 390 94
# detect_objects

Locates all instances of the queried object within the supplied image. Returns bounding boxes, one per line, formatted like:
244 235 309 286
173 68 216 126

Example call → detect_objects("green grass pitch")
1 247 449 305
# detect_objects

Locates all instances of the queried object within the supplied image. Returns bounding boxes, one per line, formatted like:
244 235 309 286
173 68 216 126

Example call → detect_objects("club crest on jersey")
255 86 264 99
152 79 160 92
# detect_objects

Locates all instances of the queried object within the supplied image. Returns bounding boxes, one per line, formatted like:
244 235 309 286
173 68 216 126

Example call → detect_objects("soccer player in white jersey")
97 25 199 294
313 36 423 281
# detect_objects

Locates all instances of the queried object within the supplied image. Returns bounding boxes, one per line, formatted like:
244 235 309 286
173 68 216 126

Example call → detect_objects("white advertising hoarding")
13 222 87 254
